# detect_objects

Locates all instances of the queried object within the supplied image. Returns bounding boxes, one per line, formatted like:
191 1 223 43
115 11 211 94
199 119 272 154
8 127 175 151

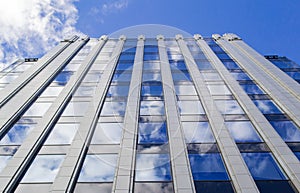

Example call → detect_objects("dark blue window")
253 100 283 114
240 84 265 95
270 121 300 142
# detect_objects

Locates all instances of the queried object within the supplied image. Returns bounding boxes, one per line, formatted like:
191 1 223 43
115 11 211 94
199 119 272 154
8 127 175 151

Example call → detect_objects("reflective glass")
112 73 132 82
0 156 12 172
45 124 79 145
144 45 158 52
107 85 130 97
270 121 300 142
195 60 214 70
82 73 102 83
189 153 229 180
178 101 205 115
23 102 52 117
116 62 133 71
142 85 163 96
144 54 159 61
143 73 162 82
182 122 215 143
225 121 262 142
144 61 160 70
0 75 18 83
230 72 252 80
78 154 117 182
207 85 231 95
169 60 187 70
172 72 192 81
240 84 265 95
74 86 96 97
0 124 35 145
168 54 183 61
53 71 73 85
22 155 65 182
216 53 231 60
175 85 197 96
135 154 172 181
286 71 300 80
215 100 244 114
140 101 165 115
138 122 168 144
222 60 240 69
295 152 300 160
40 86 63 97
74 183 112 193
91 123 123 144
134 182 174 193
241 152 286 180
61 102 89 116
101 101 126 116
253 100 283 114
202 72 222 81
119 53 135 61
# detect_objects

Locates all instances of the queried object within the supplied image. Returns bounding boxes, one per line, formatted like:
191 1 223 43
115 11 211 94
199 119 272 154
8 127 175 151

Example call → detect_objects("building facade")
0 31 300 193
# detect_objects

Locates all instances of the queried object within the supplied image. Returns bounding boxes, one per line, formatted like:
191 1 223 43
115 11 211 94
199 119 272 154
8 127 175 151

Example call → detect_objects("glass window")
91 123 123 144
143 73 162 82
21 155 65 182
189 153 229 180
74 86 96 97
294 152 300 161
74 183 112 193
253 100 283 114
107 85 130 97
134 182 173 193
61 102 89 116
144 61 160 70
45 124 78 145
100 101 127 116
241 152 286 180
0 124 35 145
225 121 262 143
78 154 117 182
82 72 102 83
172 72 192 81
140 101 165 116
207 85 231 95
202 72 222 81
216 53 231 60
0 75 19 84
169 60 187 70
178 101 205 115
141 85 163 96
112 73 132 82
0 156 12 172
240 84 265 95
230 72 252 81
119 53 135 61
40 86 63 97
270 121 300 142
144 54 159 61
23 102 52 117
215 100 244 115
53 71 73 85
135 154 172 181
175 85 197 96
116 62 133 71
138 122 168 144
144 45 158 53
222 60 240 69
195 60 214 70
182 122 215 143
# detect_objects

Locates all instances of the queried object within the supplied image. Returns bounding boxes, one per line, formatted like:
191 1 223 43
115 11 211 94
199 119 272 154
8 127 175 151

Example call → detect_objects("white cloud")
0 0 82 70
101 0 129 15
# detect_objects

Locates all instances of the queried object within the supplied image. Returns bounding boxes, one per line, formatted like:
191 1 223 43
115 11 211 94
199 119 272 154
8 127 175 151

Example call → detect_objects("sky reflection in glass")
107 85 129 97
101 102 126 116
45 124 78 145
138 122 168 144
225 121 262 143
135 154 172 181
143 73 162 82
141 85 163 96
230 72 252 80
215 100 244 115
178 101 205 115
78 154 117 182
240 84 265 95
23 102 52 117
22 155 65 182
182 122 215 143
91 123 123 144
175 85 197 96
242 152 286 180
0 156 12 172
294 152 300 161
189 153 229 180
207 85 231 95
61 102 89 116
140 101 165 116
253 100 283 114
270 121 300 142
53 72 73 86
0 124 35 145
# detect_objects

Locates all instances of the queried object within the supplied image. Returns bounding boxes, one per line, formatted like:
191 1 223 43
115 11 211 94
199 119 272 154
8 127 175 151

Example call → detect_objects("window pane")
175 85 197 96
138 122 168 144
141 85 163 96
202 72 222 81
61 102 89 116
194 181 234 193
40 86 63 97
135 154 172 181
230 72 252 80
91 123 123 144
112 73 132 82
189 153 229 180
270 121 300 142
45 124 78 144
0 124 35 145
143 73 161 82
134 182 174 193
140 101 165 116
107 85 130 97
240 84 265 95
100 101 127 116
225 121 262 143
74 183 112 193
23 103 52 117
215 100 244 115
0 156 12 172
170 60 187 70
207 85 231 95
22 155 65 182
172 72 191 81
178 101 205 115
241 152 286 180
182 122 215 143
144 61 160 70
74 86 96 97
78 154 117 182
253 100 283 114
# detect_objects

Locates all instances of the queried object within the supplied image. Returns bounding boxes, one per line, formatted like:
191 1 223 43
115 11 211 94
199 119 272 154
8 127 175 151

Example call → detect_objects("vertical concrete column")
196 35 300 191
224 33 300 101
158 35 196 193
176 34 259 193
0 37 89 135
216 37 300 130
0 36 108 193
50 36 126 193
0 35 79 107
112 35 144 193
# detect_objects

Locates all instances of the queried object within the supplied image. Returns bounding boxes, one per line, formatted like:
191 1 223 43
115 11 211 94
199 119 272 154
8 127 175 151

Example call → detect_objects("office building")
0 28 300 193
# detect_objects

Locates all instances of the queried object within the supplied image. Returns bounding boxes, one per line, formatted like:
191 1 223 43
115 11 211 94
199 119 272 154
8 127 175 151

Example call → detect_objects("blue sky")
0 0 299 69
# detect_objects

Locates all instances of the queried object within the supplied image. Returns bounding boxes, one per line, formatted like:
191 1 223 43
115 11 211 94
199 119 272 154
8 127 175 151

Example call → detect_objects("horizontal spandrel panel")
137 144 169 154
134 182 174 193
74 183 112 193
194 181 234 193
